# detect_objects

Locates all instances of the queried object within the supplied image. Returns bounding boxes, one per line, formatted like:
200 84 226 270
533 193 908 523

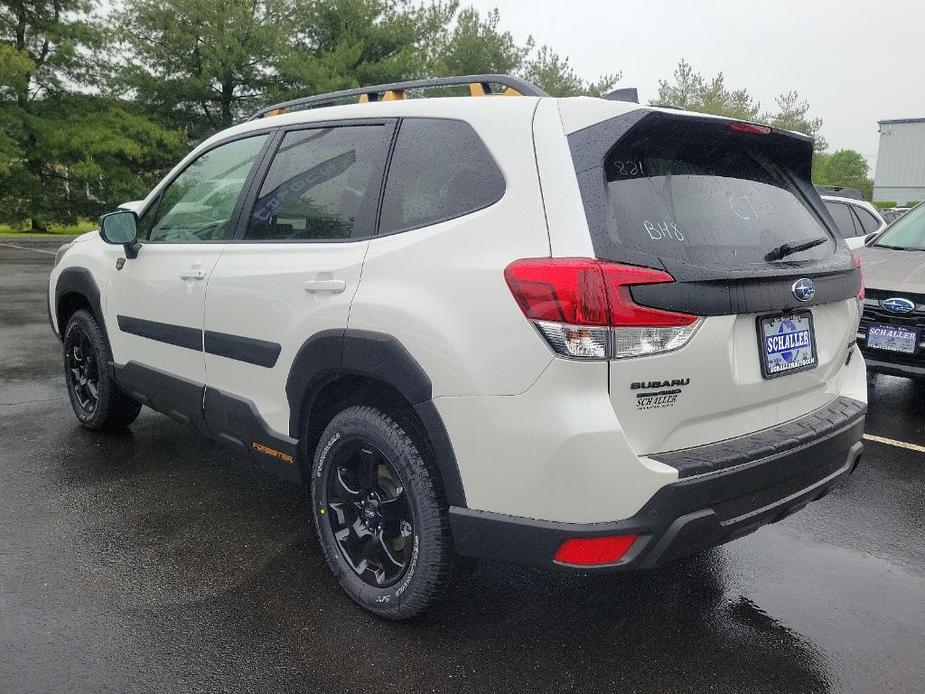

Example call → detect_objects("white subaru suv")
48 75 867 619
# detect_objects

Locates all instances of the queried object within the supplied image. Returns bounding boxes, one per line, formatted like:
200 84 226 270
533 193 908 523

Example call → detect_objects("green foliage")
767 90 826 152
652 60 759 120
112 0 286 137
1 1 186 228
434 6 526 76
273 0 453 102
522 46 618 97
0 95 187 225
652 60 825 151
873 200 897 209
813 149 872 200
906 201 921 208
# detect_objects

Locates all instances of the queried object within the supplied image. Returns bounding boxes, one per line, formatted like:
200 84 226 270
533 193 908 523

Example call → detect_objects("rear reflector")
504 258 701 359
728 121 772 135
554 535 638 565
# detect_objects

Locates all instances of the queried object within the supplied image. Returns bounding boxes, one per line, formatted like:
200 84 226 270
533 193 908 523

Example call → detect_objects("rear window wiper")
764 237 827 262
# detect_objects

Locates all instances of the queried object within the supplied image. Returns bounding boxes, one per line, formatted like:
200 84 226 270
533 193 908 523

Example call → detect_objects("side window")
139 135 268 243
825 201 859 238
379 118 505 234
852 205 882 234
244 125 391 241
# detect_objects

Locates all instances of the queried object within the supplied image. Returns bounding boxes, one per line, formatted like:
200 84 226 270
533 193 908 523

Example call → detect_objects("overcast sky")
467 0 925 172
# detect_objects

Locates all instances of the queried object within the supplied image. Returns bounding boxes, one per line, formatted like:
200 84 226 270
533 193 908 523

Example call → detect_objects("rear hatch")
565 107 861 454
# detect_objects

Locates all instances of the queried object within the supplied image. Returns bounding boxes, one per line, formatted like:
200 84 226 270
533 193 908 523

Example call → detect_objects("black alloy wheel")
62 309 142 431
324 439 415 588
310 405 455 619
65 326 100 414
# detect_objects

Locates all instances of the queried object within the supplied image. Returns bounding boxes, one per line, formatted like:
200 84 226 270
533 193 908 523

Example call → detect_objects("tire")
63 309 142 431
310 405 455 619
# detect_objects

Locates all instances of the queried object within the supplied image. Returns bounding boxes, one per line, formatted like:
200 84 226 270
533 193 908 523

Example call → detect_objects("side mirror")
99 210 140 258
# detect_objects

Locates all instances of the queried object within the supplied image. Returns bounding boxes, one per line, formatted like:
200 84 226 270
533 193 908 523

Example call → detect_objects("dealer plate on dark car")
867 324 918 354
758 311 817 379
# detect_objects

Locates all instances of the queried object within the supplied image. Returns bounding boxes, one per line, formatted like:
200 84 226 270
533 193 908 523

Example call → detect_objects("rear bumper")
449 398 865 570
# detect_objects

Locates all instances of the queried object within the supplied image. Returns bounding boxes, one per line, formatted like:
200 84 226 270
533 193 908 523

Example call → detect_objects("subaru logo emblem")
792 278 815 302
882 297 915 314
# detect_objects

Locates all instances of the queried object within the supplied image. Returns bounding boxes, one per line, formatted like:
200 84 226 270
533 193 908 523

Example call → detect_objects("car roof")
201 92 813 152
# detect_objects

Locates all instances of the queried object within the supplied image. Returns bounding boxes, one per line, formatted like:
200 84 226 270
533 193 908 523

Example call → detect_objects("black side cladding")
285 329 467 507
55 267 105 340
204 330 282 368
117 315 202 351
113 361 211 437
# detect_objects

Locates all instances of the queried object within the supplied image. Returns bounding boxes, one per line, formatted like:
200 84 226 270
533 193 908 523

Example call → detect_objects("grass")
0 219 96 238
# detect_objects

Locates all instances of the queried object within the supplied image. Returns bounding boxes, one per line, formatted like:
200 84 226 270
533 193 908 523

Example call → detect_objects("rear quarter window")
379 119 505 234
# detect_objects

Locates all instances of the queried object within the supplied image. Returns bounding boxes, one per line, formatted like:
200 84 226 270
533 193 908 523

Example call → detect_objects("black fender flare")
286 329 466 507
54 266 106 341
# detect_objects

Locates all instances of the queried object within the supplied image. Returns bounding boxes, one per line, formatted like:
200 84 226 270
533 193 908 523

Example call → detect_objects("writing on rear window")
643 220 685 242
612 160 646 178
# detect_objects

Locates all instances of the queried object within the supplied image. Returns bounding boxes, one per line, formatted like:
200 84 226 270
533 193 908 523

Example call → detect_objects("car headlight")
53 241 74 269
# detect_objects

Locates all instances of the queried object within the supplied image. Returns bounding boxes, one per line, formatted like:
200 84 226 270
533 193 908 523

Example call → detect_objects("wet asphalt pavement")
1 239 923 694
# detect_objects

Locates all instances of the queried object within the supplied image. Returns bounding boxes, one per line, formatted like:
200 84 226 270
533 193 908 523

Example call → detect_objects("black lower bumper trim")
450 410 865 570
863 353 925 379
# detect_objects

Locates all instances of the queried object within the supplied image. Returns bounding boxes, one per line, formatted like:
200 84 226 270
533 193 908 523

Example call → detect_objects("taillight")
554 535 638 565
851 250 864 301
504 258 702 360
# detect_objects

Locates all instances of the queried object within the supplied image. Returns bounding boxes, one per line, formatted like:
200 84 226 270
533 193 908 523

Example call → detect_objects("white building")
874 118 925 205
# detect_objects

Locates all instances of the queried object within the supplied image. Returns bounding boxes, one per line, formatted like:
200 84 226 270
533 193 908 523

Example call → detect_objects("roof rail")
247 74 549 121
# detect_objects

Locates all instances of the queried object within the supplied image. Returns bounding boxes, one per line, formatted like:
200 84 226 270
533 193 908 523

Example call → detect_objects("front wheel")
63 309 142 431
310 406 455 619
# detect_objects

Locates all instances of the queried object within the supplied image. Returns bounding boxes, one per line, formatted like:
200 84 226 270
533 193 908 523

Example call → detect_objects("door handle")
303 279 347 294
180 267 207 281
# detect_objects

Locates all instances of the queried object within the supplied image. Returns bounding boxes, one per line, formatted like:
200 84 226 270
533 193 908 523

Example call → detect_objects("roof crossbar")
247 74 549 121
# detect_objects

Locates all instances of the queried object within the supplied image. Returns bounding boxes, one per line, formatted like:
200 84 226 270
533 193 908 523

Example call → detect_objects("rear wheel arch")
287 330 467 507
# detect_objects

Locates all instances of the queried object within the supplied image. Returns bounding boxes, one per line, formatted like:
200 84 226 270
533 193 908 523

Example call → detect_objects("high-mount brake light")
504 258 702 360
728 121 772 136
851 250 865 301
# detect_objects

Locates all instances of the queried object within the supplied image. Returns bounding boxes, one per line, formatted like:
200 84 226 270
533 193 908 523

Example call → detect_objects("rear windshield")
599 121 832 268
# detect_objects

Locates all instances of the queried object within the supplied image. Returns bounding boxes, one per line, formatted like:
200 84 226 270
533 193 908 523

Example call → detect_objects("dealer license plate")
759 312 818 379
867 324 918 354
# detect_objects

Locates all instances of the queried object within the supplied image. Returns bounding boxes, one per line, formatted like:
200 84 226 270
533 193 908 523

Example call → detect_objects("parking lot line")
863 433 925 454
0 242 57 256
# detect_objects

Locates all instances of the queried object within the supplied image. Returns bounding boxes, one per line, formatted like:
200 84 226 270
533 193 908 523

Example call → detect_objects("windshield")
598 122 833 268
872 204 925 250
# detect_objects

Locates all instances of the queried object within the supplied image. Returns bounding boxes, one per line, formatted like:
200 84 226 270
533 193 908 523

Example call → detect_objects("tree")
652 59 759 120
1 0 185 228
765 90 826 152
522 45 618 97
813 148 872 199
274 0 452 100
433 6 525 76
434 7 617 97
1 0 105 228
653 60 825 151
112 0 285 137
